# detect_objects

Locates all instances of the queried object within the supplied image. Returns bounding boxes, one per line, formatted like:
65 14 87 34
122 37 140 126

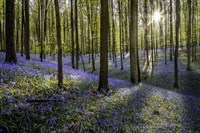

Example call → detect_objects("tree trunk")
54 0 63 88
21 0 25 57
164 6 167 65
118 0 123 70
98 0 109 94
86 0 91 63
130 0 139 84
5 0 17 63
170 0 173 61
71 0 75 68
16 1 20 53
2 0 5 50
174 0 180 89
187 0 191 71
0 21 2 51
25 0 30 60
111 0 117 67
91 5 96 72
144 0 149 66
75 0 79 69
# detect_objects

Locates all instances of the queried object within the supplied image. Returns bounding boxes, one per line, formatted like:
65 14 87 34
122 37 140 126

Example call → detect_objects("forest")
0 0 200 132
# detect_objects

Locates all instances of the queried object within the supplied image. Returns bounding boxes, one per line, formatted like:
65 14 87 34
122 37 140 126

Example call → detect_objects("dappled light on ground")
0 52 200 132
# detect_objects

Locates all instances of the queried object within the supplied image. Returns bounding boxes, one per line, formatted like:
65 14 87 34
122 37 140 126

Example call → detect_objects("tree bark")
54 0 63 88
111 0 117 67
98 0 109 94
174 0 180 89
21 0 25 57
170 0 173 61
25 0 30 60
187 0 191 71
0 21 2 51
5 0 17 63
75 0 79 69
130 0 139 84
71 0 75 68
144 0 149 66
118 0 123 70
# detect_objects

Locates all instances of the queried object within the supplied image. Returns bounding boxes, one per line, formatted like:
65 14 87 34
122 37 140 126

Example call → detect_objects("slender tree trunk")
191 0 194 62
54 0 63 88
174 0 180 89
2 0 5 50
187 0 191 71
111 0 117 67
121 2 125 59
125 2 129 54
86 0 91 63
43 0 49 59
75 0 79 69
164 6 167 65
144 0 149 66
194 0 197 60
21 0 25 56
16 1 20 53
98 0 109 94
150 2 154 68
5 0 17 63
0 21 2 51
25 0 30 60
91 5 96 72
71 0 75 68
118 0 123 70
170 0 173 61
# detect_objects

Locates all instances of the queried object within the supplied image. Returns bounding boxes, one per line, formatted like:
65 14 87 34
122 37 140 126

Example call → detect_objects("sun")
153 11 161 23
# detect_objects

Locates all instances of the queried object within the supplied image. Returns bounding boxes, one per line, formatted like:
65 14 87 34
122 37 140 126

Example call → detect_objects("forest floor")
0 50 200 132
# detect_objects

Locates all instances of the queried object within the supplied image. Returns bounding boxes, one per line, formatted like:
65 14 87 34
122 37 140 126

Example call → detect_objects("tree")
164 3 167 65
174 0 180 89
91 4 96 72
86 0 91 63
5 0 17 63
130 0 139 84
16 1 20 53
25 0 30 60
118 0 124 70
186 0 191 71
71 0 75 69
54 0 63 88
98 0 109 93
0 21 2 51
144 0 149 66
21 0 25 57
170 0 173 61
75 0 79 69
111 0 117 67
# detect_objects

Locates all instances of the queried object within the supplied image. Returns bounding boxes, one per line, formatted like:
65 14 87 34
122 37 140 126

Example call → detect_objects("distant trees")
5 0 17 63
98 0 109 93
54 0 63 88
2 0 200 91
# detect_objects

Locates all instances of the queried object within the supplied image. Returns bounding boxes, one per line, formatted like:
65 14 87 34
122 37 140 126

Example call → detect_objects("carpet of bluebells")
0 52 200 132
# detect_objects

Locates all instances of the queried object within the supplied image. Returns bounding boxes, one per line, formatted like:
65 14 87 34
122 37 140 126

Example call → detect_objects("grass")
0 52 200 132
